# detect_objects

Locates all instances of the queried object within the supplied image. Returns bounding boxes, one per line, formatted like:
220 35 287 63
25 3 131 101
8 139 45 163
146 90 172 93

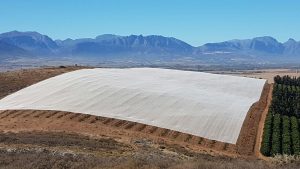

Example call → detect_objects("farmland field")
0 67 299 169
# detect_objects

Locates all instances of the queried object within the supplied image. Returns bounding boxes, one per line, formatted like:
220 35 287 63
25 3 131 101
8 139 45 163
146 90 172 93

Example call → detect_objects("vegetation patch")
261 75 300 156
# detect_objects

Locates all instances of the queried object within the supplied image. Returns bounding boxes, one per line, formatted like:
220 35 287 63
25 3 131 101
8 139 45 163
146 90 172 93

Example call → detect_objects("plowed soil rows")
0 67 272 158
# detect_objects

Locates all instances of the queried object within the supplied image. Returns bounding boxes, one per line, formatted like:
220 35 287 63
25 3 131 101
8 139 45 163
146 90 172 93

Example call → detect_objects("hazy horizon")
1 0 300 46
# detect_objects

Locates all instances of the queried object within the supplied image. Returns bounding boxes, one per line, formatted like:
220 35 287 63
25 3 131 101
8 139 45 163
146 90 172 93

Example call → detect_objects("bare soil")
0 66 85 99
0 109 244 157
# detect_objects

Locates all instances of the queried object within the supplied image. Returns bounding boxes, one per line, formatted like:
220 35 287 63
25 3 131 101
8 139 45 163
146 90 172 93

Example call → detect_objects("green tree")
271 114 281 155
291 116 300 155
261 111 273 156
282 116 291 155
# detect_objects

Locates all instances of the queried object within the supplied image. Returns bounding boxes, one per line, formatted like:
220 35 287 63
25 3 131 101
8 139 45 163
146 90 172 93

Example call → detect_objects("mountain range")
1 31 300 65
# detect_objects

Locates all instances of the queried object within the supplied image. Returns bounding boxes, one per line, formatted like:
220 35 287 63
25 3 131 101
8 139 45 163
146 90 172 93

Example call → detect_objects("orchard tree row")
261 112 300 156
274 75 300 86
271 83 300 117
261 76 300 156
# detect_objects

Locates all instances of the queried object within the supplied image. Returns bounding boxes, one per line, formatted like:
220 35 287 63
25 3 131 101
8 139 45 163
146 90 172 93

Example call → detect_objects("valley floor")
211 69 300 83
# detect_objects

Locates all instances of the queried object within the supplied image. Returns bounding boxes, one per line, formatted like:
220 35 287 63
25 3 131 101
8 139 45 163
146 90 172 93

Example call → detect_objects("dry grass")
0 131 299 169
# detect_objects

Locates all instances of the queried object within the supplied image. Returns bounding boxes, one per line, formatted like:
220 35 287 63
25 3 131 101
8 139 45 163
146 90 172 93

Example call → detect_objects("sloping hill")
0 31 58 56
0 40 31 59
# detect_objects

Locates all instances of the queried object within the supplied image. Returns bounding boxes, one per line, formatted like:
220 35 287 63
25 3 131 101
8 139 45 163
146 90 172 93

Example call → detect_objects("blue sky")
0 0 299 46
